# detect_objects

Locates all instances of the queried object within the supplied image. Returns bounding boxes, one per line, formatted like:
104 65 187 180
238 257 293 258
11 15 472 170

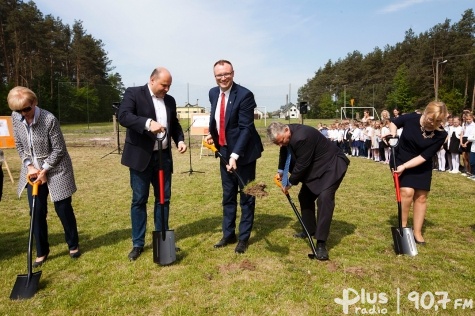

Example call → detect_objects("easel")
0 151 14 183
0 116 15 183
2 158 15 183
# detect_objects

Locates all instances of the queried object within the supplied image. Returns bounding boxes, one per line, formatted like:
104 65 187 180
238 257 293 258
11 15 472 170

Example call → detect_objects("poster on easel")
0 116 15 148
0 116 16 183
190 114 210 136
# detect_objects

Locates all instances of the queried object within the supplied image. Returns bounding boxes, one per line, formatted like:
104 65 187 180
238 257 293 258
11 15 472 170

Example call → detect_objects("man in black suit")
205 60 263 254
267 122 349 260
118 67 187 261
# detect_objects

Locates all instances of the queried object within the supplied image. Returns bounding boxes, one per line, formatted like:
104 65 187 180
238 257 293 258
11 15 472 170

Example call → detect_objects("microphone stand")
182 119 204 175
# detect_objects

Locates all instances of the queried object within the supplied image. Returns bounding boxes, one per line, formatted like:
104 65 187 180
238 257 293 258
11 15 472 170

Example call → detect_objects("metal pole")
435 59 447 101
435 60 439 101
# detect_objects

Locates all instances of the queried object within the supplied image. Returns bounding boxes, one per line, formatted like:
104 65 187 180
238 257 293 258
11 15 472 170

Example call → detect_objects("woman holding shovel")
8 86 81 267
389 101 448 244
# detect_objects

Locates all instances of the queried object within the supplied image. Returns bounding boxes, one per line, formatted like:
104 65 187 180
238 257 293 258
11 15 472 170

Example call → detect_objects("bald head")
149 67 172 98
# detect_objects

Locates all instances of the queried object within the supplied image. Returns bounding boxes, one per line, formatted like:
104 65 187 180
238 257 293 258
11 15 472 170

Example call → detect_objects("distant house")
279 103 300 119
176 103 206 120
254 108 266 119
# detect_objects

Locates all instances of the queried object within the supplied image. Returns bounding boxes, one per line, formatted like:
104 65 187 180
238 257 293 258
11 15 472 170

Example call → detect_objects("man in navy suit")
267 122 349 260
205 60 263 254
118 67 187 261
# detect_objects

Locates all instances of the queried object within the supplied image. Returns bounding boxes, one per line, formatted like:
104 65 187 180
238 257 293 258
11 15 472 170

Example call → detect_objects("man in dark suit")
267 122 350 260
118 67 187 261
205 60 263 254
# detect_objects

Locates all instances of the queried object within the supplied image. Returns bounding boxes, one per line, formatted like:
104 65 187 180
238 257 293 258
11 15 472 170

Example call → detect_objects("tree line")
1 2 473 123
297 8 475 120
0 0 124 123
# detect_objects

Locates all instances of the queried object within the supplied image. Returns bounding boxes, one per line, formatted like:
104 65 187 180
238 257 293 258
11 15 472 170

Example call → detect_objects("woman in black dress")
389 101 448 244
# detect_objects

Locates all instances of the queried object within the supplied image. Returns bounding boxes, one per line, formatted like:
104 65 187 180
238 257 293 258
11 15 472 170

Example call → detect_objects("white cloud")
378 0 433 14
33 0 472 111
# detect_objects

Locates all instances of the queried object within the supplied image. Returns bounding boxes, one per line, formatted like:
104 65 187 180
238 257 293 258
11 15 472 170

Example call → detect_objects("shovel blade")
391 227 418 256
153 230 177 265
10 271 42 300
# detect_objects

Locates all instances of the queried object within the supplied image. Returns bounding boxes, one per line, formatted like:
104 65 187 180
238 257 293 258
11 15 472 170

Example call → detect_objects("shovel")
153 132 177 265
10 175 43 300
274 175 318 260
389 138 418 256
202 141 246 190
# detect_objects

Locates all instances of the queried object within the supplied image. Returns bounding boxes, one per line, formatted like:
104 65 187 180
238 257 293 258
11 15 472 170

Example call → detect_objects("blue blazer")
208 83 263 165
118 84 184 172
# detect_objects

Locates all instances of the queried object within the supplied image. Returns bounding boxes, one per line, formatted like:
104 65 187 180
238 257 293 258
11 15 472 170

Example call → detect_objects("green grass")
0 119 474 315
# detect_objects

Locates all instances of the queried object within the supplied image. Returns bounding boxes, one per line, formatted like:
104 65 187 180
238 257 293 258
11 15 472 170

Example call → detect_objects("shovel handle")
202 140 246 189
274 174 283 189
393 172 401 202
26 174 42 196
202 140 218 153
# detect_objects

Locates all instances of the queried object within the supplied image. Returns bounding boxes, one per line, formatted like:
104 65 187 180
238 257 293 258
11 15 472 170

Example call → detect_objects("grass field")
0 119 474 315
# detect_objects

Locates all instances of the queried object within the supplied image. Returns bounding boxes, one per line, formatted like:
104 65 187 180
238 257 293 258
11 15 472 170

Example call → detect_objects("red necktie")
219 92 226 146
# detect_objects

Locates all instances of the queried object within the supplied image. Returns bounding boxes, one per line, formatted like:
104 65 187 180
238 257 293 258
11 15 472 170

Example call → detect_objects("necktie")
219 92 226 146
282 146 292 187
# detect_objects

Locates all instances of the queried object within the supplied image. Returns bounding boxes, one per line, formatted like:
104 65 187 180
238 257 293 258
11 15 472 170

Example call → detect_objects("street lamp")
435 59 447 101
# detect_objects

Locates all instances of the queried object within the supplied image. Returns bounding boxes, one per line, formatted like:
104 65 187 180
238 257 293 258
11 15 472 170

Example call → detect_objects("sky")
34 0 472 112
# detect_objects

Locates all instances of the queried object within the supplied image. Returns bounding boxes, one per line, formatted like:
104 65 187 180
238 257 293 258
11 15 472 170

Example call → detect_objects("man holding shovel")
205 60 263 254
118 67 187 261
267 122 349 260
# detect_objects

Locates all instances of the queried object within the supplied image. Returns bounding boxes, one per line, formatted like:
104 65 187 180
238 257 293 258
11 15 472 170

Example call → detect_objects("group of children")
317 109 393 164
317 108 475 180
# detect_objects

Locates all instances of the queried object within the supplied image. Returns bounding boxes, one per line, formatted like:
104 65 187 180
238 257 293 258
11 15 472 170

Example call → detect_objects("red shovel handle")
159 170 165 204
393 172 401 203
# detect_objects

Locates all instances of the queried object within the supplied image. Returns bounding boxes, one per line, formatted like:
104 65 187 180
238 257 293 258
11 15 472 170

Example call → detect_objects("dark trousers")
129 150 172 247
219 146 256 241
298 174 346 241
27 184 79 257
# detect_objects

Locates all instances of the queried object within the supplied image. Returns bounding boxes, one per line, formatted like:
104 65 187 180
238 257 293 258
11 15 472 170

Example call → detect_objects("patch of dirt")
327 261 338 272
344 266 365 277
243 182 268 197
218 259 257 273
239 259 256 271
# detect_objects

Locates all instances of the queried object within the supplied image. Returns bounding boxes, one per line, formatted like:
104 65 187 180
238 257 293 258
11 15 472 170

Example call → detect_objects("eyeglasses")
214 72 234 79
15 106 33 114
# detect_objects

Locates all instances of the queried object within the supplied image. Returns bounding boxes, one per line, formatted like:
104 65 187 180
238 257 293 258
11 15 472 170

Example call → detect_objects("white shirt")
147 85 168 150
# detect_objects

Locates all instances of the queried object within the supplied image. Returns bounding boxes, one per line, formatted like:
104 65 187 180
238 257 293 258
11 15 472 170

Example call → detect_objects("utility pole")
435 59 447 101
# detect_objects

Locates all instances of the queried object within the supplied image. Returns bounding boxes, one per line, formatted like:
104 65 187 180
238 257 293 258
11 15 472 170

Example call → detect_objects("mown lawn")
0 119 474 315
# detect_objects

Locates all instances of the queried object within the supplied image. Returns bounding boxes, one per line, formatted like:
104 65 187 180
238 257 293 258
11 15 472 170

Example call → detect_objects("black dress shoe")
128 247 144 261
414 238 426 245
235 240 248 254
33 251 49 268
293 231 315 239
315 243 329 261
70 247 81 259
214 235 237 248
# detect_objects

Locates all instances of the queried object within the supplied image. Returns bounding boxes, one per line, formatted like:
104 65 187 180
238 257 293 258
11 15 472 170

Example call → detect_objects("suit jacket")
208 83 263 165
279 124 349 195
118 84 184 172
12 109 76 202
